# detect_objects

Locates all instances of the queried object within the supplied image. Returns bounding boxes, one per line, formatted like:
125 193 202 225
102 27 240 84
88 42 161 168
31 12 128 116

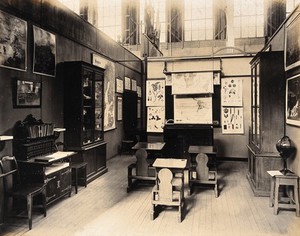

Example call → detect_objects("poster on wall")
92 54 116 131
172 72 213 95
221 107 244 134
146 79 165 106
117 96 122 121
285 12 300 71
125 77 131 90
286 74 300 126
0 10 27 71
174 96 213 124
137 86 142 97
14 79 41 108
131 79 137 91
221 78 243 106
116 77 123 93
33 26 56 76
147 106 165 133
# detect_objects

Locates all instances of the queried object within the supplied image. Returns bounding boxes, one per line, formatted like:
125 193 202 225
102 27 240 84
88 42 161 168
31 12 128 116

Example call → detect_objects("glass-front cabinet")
247 51 285 196
62 61 107 182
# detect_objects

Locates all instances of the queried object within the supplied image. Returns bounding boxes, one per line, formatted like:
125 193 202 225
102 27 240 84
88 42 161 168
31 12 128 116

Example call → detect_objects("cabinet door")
60 167 71 195
94 73 103 142
45 173 60 203
82 68 95 145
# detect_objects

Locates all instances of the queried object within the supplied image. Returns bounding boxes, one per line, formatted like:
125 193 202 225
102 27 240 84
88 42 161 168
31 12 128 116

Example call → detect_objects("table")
132 142 165 151
153 158 189 196
188 145 218 170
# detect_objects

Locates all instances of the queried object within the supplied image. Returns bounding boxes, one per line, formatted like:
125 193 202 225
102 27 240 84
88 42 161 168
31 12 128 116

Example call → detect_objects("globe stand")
280 156 293 175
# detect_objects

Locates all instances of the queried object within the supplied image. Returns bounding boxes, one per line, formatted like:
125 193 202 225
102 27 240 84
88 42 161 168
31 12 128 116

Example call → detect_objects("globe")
276 136 295 175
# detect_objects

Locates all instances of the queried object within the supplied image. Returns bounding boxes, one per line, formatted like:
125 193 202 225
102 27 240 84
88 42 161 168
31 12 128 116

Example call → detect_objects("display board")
172 72 213 95
174 96 213 124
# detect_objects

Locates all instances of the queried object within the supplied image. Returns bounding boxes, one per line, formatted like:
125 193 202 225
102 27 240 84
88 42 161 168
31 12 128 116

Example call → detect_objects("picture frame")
0 10 27 71
116 77 124 93
285 11 300 71
131 79 137 91
125 77 131 90
117 96 123 121
286 74 300 126
14 79 41 108
33 25 56 77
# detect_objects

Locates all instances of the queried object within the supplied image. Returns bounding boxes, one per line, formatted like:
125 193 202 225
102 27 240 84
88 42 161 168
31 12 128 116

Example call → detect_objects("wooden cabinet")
247 51 285 196
62 61 107 182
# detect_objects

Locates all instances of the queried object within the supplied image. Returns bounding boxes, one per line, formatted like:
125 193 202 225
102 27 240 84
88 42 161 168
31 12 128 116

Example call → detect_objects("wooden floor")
1 155 299 236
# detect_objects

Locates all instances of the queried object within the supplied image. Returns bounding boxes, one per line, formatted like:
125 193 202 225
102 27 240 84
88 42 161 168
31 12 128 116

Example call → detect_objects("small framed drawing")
285 11 300 71
286 74 300 126
116 77 124 93
117 96 123 121
131 79 137 91
14 79 41 108
125 77 131 90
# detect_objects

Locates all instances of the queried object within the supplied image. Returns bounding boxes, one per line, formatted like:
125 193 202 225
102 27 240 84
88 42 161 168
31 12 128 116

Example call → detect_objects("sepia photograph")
0 1 300 236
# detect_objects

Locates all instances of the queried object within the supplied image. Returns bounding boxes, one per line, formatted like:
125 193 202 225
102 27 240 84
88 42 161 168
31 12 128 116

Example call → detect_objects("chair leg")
27 195 33 230
43 189 47 217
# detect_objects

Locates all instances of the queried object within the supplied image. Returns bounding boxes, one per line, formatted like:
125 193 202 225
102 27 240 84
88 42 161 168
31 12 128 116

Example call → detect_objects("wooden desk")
188 145 218 170
132 142 165 151
17 151 77 205
153 158 189 196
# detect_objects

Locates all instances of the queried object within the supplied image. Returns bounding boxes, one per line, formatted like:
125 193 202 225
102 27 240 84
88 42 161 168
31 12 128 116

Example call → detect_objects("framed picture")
131 79 137 91
0 10 27 71
285 11 300 71
117 96 123 121
116 77 124 93
14 79 41 108
286 74 300 126
33 25 56 76
125 77 131 90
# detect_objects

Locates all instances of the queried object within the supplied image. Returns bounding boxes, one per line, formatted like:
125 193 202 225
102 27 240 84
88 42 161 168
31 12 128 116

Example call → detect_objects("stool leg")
75 169 78 194
274 180 279 215
269 176 275 207
84 166 87 188
294 181 299 217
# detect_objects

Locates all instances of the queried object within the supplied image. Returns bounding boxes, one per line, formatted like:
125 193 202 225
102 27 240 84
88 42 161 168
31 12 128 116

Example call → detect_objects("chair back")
157 168 173 202
135 149 149 176
195 153 210 180
0 156 21 188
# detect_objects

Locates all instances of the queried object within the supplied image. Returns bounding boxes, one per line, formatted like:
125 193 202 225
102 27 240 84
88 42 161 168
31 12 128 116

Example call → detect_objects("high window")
184 0 213 41
234 0 264 38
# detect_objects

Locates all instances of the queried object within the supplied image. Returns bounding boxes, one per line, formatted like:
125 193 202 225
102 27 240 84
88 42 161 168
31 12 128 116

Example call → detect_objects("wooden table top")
153 158 187 169
132 142 165 151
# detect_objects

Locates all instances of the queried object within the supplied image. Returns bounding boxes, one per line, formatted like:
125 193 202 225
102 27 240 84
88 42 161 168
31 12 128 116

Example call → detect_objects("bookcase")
247 51 285 196
62 61 107 183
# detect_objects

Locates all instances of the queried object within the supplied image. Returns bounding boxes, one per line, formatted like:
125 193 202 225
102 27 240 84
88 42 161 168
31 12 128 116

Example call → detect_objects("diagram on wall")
221 107 244 134
147 106 165 132
174 96 212 124
172 72 213 95
0 10 27 71
221 78 243 106
146 79 165 106
33 25 56 76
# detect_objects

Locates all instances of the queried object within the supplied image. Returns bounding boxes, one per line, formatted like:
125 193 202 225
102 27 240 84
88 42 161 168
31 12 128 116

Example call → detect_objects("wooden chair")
0 156 47 230
189 153 218 197
127 149 156 192
151 168 184 222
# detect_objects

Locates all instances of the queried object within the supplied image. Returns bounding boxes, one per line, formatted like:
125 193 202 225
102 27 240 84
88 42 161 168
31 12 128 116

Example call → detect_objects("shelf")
0 135 13 141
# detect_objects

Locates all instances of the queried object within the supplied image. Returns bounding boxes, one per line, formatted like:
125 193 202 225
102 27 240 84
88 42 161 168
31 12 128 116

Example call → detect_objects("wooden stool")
71 162 87 194
269 173 299 216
